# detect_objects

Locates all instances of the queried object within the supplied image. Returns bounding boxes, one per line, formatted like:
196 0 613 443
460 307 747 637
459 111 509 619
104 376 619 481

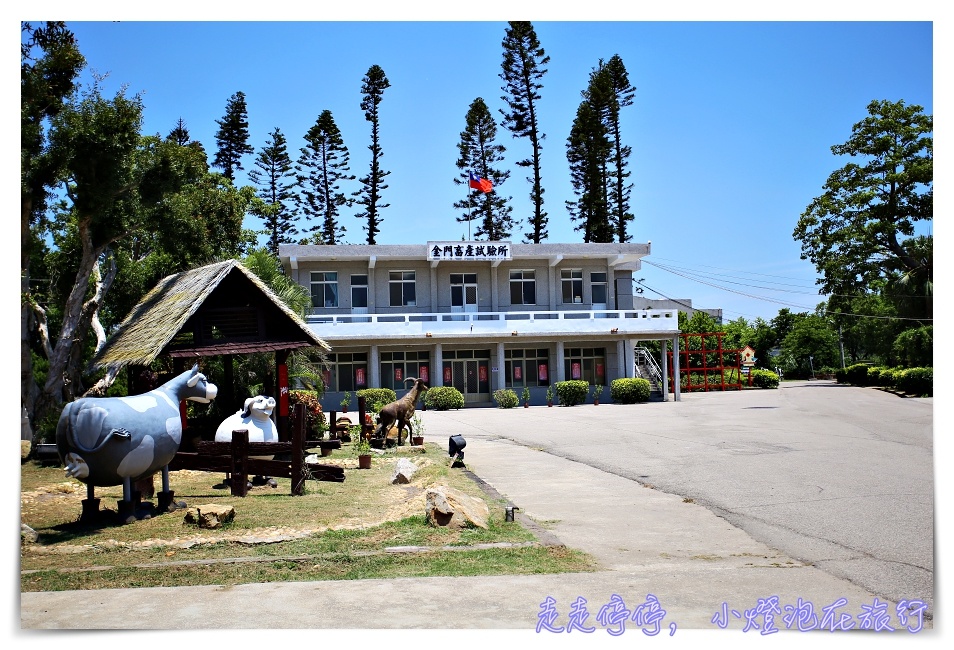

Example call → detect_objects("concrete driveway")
420 380 934 617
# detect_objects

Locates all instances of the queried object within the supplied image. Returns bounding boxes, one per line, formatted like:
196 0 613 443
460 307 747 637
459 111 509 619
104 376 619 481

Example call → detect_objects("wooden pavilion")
89 259 330 440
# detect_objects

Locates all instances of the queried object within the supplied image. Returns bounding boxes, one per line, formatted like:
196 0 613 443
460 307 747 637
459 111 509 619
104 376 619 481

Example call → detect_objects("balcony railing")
304 309 678 340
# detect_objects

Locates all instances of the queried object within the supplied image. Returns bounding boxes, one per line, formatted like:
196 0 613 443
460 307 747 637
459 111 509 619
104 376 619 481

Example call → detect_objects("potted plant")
593 384 603 406
522 387 531 408
340 391 351 413
411 413 425 446
354 434 372 469
546 385 554 407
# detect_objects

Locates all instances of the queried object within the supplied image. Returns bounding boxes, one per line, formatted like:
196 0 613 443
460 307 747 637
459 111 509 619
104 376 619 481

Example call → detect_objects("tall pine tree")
499 21 549 243
453 98 513 241
601 55 636 242
296 110 354 245
249 126 298 256
354 65 390 245
212 91 254 181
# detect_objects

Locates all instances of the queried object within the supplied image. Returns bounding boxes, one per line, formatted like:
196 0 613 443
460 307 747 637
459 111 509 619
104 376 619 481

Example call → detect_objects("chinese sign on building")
427 241 513 261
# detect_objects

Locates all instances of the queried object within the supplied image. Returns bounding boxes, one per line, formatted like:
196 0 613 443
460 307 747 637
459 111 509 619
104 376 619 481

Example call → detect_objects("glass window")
561 269 583 304
591 272 607 304
505 348 550 388
389 271 416 307
380 351 430 390
351 274 368 308
564 347 606 385
325 352 368 391
310 272 338 308
509 270 536 305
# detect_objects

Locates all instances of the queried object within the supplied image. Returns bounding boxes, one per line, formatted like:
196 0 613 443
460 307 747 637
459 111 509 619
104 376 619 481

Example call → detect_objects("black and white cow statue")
56 364 217 514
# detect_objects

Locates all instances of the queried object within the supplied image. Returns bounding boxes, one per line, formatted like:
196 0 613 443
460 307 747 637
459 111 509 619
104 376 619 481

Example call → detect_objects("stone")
425 486 489 529
21 523 38 543
391 458 418 484
183 504 236 529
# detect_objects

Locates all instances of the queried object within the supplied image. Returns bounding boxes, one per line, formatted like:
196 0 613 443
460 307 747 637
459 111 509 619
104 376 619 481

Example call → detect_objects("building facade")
279 242 683 407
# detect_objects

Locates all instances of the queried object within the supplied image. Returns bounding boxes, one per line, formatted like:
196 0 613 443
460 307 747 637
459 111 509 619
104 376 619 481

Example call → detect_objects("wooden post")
328 410 337 440
276 349 290 442
292 403 306 496
230 429 249 497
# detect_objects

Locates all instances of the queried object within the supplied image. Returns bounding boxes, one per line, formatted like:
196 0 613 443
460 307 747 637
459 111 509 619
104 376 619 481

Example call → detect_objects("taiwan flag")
469 171 493 193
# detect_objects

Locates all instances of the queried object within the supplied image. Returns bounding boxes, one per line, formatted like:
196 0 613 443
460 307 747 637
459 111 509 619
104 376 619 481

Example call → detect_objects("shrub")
893 326 933 368
554 380 589 406
867 367 883 385
834 367 848 383
424 386 464 411
356 388 397 409
610 378 651 404
897 367 932 396
845 363 872 386
749 369 779 389
880 367 903 388
493 388 519 409
289 390 326 432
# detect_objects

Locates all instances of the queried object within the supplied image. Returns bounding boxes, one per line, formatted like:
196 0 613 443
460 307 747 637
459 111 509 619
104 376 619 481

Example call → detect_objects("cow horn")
404 377 418 387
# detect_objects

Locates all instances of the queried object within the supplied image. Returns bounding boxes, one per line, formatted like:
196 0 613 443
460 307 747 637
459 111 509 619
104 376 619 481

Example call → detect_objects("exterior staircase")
635 346 665 400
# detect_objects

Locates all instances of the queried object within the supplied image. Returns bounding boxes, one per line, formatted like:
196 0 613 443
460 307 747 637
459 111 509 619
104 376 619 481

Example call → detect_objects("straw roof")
90 259 329 371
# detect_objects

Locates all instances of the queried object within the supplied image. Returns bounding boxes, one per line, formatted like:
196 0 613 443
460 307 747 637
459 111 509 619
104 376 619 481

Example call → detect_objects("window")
310 272 338 308
326 352 367 392
380 351 430 390
351 274 368 308
505 348 550 388
564 347 606 385
509 270 536 305
389 271 416 307
561 269 583 304
591 272 607 305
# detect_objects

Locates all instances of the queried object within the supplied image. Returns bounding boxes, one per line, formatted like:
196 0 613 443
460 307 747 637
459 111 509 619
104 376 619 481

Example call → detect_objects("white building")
279 242 683 407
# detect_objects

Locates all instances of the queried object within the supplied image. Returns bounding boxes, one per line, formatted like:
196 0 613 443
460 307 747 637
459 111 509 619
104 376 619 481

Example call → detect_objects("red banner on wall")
355 367 366 387
538 364 548 382
479 365 488 382
596 363 605 380
419 365 429 383
571 362 582 380
514 365 522 381
444 366 452 384
323 370 331 388
278 364 289 416
395 367 403 382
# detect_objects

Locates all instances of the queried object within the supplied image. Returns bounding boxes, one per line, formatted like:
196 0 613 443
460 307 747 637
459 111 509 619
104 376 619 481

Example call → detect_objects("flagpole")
467 170 473 240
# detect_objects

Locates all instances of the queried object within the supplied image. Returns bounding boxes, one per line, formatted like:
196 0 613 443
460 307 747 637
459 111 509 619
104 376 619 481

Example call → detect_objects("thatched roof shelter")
90 259 329 371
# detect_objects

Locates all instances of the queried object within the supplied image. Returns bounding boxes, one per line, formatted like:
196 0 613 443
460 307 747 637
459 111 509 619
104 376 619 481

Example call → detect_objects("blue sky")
19 12 935 326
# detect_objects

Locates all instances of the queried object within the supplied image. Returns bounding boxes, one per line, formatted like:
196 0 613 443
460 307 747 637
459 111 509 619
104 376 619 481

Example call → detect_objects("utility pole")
838 324 846 369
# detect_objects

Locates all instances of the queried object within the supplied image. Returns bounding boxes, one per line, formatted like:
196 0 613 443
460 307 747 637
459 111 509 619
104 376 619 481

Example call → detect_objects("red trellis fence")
667 331 750 392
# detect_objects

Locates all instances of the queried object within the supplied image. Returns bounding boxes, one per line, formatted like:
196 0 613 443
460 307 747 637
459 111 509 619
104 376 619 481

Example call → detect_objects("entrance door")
450 273 478 320
446 354 490 403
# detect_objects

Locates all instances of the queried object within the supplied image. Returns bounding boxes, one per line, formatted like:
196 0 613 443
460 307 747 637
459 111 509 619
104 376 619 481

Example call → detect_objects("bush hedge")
356 388 398 410
423 386 465 410
554 380 589 406
897 367 933 396
749 369 779 389
493 388 519 409
610 378 651 403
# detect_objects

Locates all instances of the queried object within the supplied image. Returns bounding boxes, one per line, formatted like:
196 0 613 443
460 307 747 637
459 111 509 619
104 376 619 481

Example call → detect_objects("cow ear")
187 373 201 387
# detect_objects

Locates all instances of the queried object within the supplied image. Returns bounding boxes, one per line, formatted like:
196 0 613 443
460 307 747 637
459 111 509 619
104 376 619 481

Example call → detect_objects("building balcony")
304 309 678 342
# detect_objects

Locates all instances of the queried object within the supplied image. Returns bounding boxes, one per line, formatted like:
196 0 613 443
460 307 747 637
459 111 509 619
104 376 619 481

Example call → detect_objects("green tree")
499 21 549 243
212 90 254 181
779 312 840 378
453 97 513 240
354 65 390 245
249 127 298 256
21 21 85 427
794 100 933 319
600 55 636 243
166 117 190 145
296 110 354 245
566 94 612 243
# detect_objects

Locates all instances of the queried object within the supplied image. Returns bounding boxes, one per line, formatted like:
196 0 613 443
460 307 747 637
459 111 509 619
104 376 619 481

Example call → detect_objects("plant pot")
320 447 333 457
594 399 599 406
524 402 529 408
358 454 372 469
412 436 424 446
547 401 553 407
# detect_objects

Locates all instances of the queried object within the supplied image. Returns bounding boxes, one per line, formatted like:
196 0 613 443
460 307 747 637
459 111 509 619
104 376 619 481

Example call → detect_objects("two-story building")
279 242 683 407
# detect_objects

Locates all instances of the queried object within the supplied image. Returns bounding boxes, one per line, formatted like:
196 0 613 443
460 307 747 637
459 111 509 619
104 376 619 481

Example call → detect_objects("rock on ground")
183 504 236 529
425 486 489 529
391 458 418 484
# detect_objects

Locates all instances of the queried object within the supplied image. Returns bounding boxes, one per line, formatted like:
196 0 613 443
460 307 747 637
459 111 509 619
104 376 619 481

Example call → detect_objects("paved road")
422 380 934 615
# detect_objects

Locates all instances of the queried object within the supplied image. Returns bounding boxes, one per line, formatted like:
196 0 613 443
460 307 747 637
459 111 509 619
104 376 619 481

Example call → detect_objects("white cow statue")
215 395 280 487
215 395 279 443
